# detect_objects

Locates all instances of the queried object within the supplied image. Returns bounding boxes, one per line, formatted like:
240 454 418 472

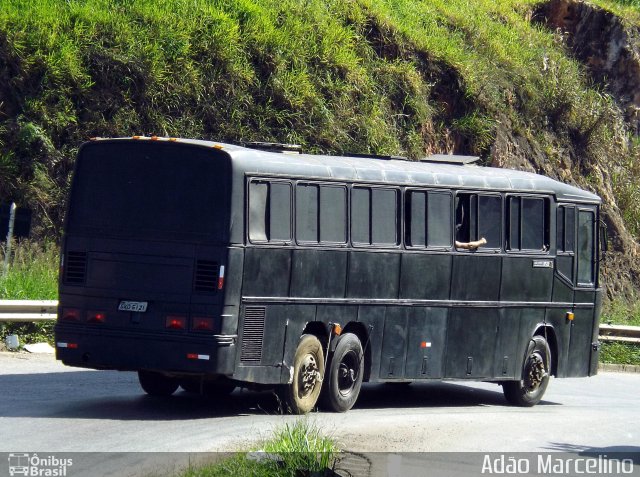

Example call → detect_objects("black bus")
55 137 603 413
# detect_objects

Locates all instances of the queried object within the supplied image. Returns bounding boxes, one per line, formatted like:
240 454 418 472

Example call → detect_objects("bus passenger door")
566 207 598 377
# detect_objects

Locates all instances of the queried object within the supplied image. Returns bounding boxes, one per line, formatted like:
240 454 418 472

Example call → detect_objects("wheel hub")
299 355 321 396
337 351 359 396
524 353 547 391
339 363 355 383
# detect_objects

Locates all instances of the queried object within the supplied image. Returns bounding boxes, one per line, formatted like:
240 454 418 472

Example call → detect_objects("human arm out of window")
455 237 487 250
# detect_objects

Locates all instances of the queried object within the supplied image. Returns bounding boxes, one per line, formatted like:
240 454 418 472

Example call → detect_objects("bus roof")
90 137 601 203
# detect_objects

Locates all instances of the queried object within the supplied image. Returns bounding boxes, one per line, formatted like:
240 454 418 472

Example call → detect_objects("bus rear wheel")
283 334 325 414
138 370 179 396
321 333 364 412
503 335 551 407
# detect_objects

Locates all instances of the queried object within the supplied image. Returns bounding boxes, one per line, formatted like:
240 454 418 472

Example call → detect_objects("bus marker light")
421 341 432 349
213 144 224 149
333 324 342 336
132 135 142 139
150 136 159 141
169 138 177 142
218 266 225 290
566 312 575 321
62 308 81 321
87 311 106 323
187 353 210 361
57 342 78 349
192 317 214 331
166 315 186 330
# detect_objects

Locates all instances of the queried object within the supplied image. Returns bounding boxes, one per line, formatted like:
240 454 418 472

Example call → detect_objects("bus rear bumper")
54 325 237 376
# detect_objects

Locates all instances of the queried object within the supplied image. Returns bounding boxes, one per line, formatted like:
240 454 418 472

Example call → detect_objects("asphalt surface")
0 351 638 476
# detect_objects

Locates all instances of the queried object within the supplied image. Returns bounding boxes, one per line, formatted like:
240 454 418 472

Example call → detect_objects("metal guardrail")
0 301 639 343
599 323 640 344
0 300 58 322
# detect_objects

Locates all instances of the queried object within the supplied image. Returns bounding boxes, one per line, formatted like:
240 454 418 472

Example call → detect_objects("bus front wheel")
138 370 179 396
282 334 325 414
503 335 551 407
321 333 364 412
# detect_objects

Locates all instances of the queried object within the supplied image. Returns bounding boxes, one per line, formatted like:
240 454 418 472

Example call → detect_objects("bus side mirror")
599 220 608 258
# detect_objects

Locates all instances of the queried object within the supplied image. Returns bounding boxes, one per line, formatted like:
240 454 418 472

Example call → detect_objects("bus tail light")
57 342 78 349
62 308 81 322
218 265 225 290
192 317 214 332
166 315 186 330
87 311 106 324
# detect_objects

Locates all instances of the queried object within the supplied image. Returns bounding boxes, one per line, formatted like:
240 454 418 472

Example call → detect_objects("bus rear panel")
55 140 235 376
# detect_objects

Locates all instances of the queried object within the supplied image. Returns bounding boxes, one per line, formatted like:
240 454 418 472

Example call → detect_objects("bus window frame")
350 184 401 250
246 178 294 246
404 187 454 252
505 194 551 255
556 205 576 257
576 207 597 288
294 180 349 247
454 191 503 252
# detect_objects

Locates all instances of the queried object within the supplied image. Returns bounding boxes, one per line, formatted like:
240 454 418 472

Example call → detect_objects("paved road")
0 352 638 475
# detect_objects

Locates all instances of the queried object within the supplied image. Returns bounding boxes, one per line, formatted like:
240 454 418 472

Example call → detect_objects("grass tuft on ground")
180 419 340 477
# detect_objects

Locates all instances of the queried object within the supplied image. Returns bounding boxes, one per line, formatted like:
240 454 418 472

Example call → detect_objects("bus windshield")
67 142 229 242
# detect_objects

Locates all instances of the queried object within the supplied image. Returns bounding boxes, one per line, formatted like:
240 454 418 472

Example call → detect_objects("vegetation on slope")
0 0 638 295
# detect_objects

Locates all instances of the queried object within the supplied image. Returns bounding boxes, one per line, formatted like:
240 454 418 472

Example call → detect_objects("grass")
600 342 640 366
180 420 340 477
600 298 640 366
601 297 640 327
0 240 58 345
0 240 59 300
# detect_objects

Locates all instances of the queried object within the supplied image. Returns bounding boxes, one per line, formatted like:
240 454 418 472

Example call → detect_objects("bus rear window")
67 142 230 242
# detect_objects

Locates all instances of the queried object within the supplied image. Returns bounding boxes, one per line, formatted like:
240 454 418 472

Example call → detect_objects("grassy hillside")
0 0 639 295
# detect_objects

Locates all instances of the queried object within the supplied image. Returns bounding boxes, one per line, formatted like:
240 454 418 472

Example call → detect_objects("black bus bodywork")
56 138 603 412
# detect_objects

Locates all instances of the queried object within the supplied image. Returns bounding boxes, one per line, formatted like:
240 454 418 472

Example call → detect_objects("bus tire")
503 335 551 407
138 370 179 396
321 333 364 413
283 334 325 414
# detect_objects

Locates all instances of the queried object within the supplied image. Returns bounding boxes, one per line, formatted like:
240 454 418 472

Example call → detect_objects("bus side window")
248 180 292 243
296 183 319 242
507 196 548 252
455 193 501 249
577 209 595 286
270 182 292 241
427 191 453 247
372 188 398 245
455 194 472 243
249 181 268 242
556 205 575 281
320 185 347 243
407 190 452 248
295 183 347 244
352 186 399 246
352 187 370 244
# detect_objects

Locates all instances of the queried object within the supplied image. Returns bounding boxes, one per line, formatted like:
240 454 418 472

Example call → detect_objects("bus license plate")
118 301 148 312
